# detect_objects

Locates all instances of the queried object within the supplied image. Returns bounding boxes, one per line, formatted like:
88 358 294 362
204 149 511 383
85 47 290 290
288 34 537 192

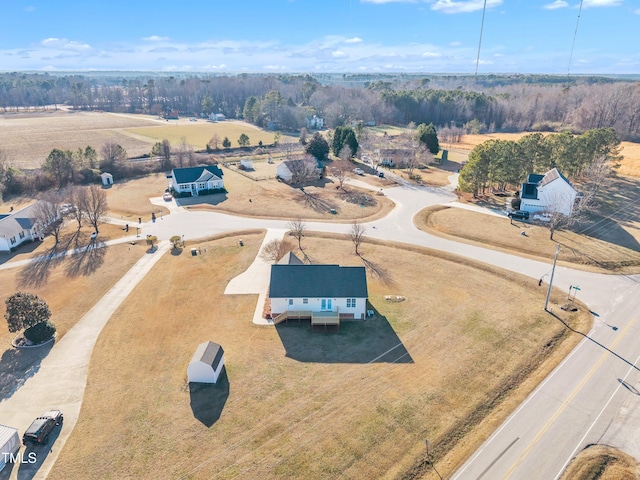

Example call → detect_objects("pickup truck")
508 210 530 220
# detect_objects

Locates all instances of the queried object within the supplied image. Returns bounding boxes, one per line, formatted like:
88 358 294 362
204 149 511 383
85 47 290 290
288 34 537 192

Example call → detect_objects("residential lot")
0 239 145 401
417 205 640 273
182 165 396 222
48 234 589 479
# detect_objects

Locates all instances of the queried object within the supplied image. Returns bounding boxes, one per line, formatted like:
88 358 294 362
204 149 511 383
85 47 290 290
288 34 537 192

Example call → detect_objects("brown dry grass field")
105 172 171 219
0 239 145 400
559 445 640 480
417 206 640 273
49 233 590 480
184 166 396 222
0 110 160 168
126 119 296 150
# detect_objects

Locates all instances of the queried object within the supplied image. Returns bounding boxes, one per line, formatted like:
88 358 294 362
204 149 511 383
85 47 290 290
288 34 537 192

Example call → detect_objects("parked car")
22 410 63 445
163 191 173 201
533 212 552 222
508 210 530 220
353 168 364 176
378 171 385 178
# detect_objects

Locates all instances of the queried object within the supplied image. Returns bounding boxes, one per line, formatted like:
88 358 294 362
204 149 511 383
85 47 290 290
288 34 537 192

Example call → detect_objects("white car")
353 168 364 176
533 212 552 222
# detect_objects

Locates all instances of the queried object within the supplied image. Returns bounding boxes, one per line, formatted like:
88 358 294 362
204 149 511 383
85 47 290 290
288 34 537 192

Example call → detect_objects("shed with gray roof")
187 341 225 384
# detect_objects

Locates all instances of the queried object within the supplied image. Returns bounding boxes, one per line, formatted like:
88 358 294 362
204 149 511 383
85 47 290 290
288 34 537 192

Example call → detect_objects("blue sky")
0 0 637 74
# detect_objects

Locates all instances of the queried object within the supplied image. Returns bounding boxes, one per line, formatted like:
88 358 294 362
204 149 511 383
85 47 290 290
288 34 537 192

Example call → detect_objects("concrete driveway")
0 241 170 480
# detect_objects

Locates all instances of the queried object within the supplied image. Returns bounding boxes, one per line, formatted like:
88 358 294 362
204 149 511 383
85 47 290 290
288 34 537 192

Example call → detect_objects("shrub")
24 320 56 344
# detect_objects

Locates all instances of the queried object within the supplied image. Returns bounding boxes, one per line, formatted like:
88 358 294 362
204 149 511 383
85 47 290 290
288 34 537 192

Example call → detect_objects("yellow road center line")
503 318 636 479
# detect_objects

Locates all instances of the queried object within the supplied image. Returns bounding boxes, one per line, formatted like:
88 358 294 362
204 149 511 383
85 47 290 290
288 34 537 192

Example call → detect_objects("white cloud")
143 36 169 42
450 41 462 46
635 8 640 14
422 51 442 57
41 38 91 50
344 37 363 44
332 50 348 58
432 0 502 14
543 1 568 9
583 0 622 6
263 65 289 70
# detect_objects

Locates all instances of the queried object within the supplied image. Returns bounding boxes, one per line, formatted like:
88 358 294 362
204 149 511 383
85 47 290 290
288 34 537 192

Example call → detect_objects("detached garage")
187 341 225 384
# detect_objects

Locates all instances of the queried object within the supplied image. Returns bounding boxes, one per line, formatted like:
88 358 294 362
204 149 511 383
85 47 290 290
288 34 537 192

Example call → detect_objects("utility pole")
545 244 561 311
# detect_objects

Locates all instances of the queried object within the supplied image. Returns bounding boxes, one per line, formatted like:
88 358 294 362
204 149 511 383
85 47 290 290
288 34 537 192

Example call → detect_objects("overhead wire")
474 0 488 76
567 0 584 82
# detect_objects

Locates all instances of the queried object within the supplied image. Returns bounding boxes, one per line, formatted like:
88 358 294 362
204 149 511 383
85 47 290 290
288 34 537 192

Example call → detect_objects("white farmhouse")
276 158 322 183
305 115 324 130
170 165 224 197
269 263 368 328
519 168 579 217
0 203 53 252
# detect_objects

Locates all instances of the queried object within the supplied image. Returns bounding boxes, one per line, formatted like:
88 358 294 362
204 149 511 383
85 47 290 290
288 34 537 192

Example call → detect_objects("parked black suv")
22 410 63 445
508 210 530 220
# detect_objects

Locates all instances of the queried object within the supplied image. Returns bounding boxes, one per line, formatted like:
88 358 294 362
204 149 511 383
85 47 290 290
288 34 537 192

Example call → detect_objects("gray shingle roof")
191 341 224 369
0 203 40 239
173 165 223 184
269 264 368 298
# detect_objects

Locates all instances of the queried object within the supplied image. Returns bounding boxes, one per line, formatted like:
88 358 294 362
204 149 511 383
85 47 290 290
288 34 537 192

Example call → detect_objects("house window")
303 298 308 304
198 183 206 189
19 231 25 239
179 184 188 190
288 299 293 306
10 236 16 244
346 298 356 308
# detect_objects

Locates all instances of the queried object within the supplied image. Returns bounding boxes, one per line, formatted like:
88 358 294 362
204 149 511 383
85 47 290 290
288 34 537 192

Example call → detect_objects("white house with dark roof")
170 165 224 197
519 168 579 217
269 264 368 326
0 203 49 252
187 341 225 384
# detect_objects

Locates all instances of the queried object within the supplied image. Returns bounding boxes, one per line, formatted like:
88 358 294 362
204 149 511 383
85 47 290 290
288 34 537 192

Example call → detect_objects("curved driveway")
1 178 639 479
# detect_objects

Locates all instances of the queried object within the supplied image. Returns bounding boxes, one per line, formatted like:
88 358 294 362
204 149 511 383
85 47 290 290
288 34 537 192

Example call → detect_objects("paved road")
1 179 639 479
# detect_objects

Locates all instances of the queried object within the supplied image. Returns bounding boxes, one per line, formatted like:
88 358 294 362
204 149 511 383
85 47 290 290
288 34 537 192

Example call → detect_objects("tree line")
458 128 621 197
2 73 640 140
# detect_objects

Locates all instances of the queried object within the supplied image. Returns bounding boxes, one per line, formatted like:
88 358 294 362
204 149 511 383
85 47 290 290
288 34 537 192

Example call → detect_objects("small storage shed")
240 158 254 170
187 341 225 384
0 424 20 472
100 172 113 186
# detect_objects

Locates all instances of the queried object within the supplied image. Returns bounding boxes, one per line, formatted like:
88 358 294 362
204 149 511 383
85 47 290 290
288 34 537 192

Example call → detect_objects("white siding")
276 164 292 182
271 297 367 319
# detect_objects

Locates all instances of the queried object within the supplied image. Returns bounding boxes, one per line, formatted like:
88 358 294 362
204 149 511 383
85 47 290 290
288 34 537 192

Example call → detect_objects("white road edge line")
451 324 595 479
552 348 640 480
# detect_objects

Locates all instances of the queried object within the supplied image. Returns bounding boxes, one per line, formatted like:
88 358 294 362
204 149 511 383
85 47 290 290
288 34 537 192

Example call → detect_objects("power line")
567 0 584 81
475 0 488 76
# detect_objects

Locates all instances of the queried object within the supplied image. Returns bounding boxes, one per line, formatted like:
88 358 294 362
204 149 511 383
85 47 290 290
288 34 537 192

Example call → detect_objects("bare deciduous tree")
350 222 366 256
100 142 127 170
288 218 306 250
286 157 319 184
331 160 353 190
78 185 108 234
259 238 293 263
34 193 63 245
67 186 85 230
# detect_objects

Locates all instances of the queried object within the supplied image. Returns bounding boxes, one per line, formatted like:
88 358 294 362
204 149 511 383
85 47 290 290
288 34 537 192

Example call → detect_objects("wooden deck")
272 309 340 330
